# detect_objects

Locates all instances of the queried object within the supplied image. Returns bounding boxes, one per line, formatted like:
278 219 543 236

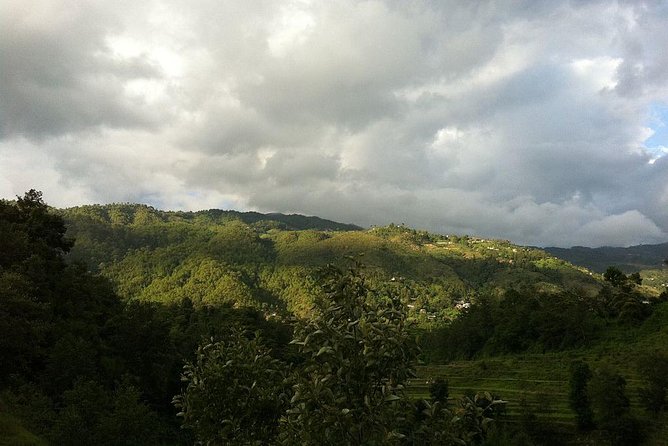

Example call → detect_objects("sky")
1 0 668 248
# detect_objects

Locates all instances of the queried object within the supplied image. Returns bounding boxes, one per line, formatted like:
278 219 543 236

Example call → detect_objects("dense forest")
60 202 608 317
1 191 667 445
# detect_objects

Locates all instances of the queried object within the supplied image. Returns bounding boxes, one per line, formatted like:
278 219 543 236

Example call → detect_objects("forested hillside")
60 203 602 321
544 244 668 296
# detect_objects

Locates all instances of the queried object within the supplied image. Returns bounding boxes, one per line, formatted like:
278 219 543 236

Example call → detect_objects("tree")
568 360 594 430
637 352 668 413
603 267 642 290
1 190 172 444
660 288 668 302
0 190 75 382
50 379 163 446
279 263 418 445
589 366 642 446
628 272 642 286
603 266 628 289
174 330 289 445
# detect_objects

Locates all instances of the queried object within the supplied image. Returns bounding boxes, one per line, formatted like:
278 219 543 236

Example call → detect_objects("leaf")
482 418 494 429
316 346 332 357
387 431 406 439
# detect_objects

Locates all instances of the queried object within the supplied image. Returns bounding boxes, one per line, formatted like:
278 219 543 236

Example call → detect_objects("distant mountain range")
544 243 668 273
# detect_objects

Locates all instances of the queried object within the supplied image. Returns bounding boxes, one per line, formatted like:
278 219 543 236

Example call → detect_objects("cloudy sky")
2 0 668 247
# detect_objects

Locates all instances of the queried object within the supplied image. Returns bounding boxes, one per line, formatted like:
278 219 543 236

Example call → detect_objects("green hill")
545 243 668 295
59 204 603 319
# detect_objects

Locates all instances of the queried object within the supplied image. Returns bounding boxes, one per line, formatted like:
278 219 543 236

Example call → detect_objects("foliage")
0 411 47 446
430 289 602 360
406 399 459 445
0 191 121 384
49 379 163 446
594 285 652 323
637 351 668 413
1 191 296 445
279 264 418 445
568 360 594 430
603 266 643 292
138 257 257 308
603 266 631 288
429 377 449 404
410 392 505 446
7 192 668 445
452 392 506 445
0 383 55 438
173 264 512 445
174 330 289 445
589 366 642 446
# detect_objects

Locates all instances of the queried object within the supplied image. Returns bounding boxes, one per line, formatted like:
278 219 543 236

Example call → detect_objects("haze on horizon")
2 0 668 248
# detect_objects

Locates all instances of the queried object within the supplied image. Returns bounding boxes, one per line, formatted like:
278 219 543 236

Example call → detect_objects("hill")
544 243 668 273
59 204 603 320
59 203 362 232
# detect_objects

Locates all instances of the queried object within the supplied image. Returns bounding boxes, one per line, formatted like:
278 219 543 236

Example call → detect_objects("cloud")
573 210 666 247
1 0 667 247
0 1 167 138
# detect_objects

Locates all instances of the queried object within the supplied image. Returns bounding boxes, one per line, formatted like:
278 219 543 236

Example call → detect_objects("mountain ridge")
59 203 363 232
544 242 668 273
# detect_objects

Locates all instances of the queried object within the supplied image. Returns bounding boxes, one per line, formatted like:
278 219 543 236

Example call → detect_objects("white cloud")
573 210 666 247
570 57 622 91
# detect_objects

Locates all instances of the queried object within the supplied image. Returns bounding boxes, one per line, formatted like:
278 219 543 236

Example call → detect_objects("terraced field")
412 359 574 424
408 352 668 445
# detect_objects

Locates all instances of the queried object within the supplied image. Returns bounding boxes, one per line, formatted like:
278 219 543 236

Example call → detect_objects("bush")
568 360 594 430
279 264 418 445
174 330 289 445
589 366 642 446
429 377 449 404
637 351 668 413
